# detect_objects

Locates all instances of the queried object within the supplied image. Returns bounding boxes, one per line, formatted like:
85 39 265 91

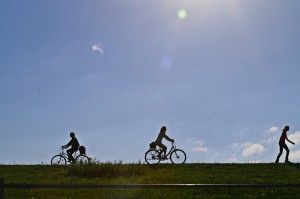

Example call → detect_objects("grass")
67 160 149 179
1 162 300 198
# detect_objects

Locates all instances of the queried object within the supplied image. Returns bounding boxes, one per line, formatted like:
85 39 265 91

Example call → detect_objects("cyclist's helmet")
161 126 167 132
70 132 75 137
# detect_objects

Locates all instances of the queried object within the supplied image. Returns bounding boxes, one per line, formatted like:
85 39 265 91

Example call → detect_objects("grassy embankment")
1 162 300 198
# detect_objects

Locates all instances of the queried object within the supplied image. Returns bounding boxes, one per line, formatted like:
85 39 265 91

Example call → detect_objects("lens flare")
178 9 187 20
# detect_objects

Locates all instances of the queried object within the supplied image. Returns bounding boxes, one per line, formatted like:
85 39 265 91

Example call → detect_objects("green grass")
1 162 300 198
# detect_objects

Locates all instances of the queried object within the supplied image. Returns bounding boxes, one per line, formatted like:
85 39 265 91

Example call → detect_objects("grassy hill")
1 163 300 198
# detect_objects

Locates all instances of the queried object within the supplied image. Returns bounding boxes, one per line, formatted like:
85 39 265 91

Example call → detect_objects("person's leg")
66 149 72 162
275 144 283 163
156 142 167 158
283 144 290 163
67 148 76 162
161 144 167 158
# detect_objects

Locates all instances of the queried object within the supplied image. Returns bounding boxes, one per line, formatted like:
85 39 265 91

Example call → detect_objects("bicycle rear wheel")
75 154 91 164
51 155 66 165
170 149 186 164
145 149 161 164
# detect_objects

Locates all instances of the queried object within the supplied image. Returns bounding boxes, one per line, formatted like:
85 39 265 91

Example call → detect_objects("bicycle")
144 142 186 164
51 147 91 165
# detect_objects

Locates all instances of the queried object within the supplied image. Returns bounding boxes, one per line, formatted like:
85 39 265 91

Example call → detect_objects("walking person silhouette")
275 126 295 163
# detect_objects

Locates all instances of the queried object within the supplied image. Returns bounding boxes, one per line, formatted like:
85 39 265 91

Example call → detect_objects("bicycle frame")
51 147 90 165
157 142 176 159
145 141 186 164
59 148 77 162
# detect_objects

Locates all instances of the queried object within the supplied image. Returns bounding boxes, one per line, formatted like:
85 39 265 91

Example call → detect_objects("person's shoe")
285 160 292 164
162 156 168 160
275 160 279 163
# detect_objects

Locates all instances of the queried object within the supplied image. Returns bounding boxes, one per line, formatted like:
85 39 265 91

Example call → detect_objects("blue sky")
1 0 300 164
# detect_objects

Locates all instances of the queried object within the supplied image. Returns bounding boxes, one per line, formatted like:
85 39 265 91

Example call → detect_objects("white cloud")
242 143 265 157
289 131 300 144
290 150 300 161
92 44 104 54
233 142 265 157
265 126 278 133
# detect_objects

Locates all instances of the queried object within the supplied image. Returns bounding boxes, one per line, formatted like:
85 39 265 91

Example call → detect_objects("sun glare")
178 9 187 20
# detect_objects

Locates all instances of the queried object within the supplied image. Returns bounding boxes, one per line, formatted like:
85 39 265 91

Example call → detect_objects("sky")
1 0 300 164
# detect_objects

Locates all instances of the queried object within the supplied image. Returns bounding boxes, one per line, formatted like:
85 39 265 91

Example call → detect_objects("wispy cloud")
185 137 208 153
265 126 278 133
266 136 277 144
92 43 104 54
232 141 252 149
192 147 208 152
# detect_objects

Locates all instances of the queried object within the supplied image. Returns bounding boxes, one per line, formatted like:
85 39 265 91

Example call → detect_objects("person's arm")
163 134 174 142
286 137 295 145
62 139 72 148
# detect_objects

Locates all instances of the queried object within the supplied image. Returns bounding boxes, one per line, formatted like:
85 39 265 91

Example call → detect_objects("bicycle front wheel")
145 149 161 164
51 155 66 165
75 155 91 164
170 149 186 164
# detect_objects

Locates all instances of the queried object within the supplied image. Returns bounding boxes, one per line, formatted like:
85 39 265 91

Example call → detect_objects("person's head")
283 126 289 132
70 132 75 138
161 126 167 132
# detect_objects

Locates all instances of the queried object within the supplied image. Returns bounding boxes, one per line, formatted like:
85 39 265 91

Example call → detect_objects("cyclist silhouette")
62 132 80 162
275 125 295 163
155 126 174 159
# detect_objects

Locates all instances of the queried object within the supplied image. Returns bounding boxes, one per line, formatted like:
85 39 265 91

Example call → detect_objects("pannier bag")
79 146 86 154
149 142 156 149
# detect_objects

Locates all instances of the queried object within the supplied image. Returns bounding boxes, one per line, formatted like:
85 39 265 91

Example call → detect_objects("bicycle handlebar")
172 141 176 148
